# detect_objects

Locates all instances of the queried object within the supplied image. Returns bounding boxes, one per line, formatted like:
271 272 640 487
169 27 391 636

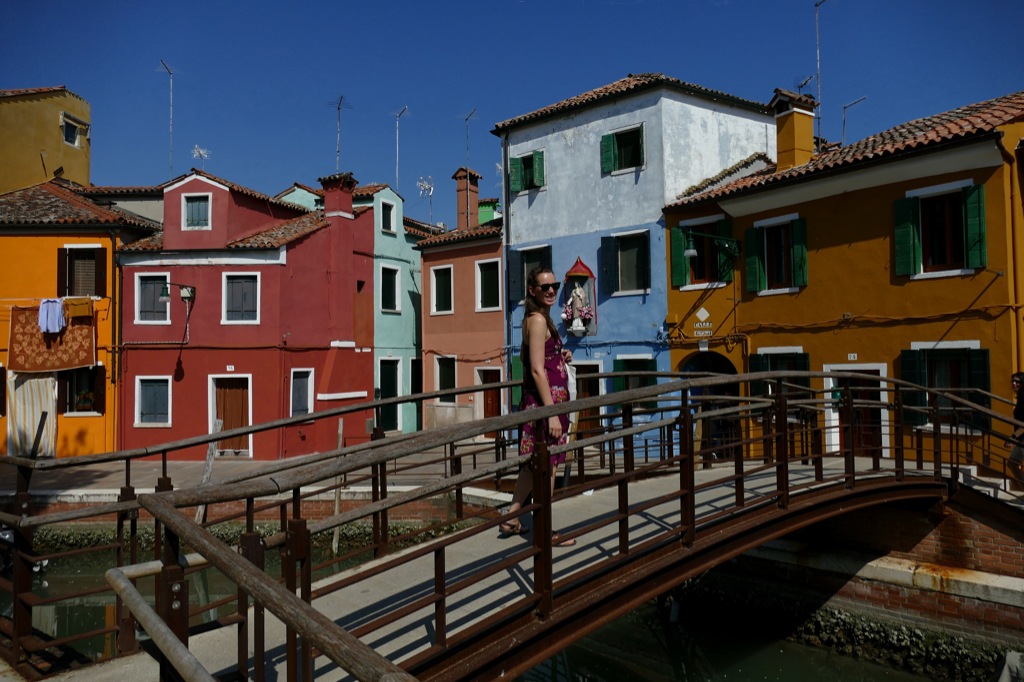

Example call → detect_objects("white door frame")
208 374 254 457
822 363 889 456
571 360 605 426
473 366 505 422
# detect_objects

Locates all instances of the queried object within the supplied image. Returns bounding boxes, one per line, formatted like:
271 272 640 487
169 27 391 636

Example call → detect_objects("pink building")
118 170 376 460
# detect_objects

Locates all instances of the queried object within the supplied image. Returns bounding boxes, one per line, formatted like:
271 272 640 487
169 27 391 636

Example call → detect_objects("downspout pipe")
502 131 512 424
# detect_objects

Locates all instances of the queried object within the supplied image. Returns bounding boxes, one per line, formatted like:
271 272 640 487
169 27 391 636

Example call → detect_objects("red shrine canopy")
563 257 595 280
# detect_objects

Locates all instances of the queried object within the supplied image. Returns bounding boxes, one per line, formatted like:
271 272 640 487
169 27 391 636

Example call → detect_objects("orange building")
0 180 159 456
663 88 1024 450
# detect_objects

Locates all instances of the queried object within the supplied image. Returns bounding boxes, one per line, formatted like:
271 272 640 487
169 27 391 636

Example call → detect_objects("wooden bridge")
1 371 1022 682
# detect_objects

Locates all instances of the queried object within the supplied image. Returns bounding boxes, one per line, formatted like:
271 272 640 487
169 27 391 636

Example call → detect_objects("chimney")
452 167 481 231
318 171 357 218
769 89 817 172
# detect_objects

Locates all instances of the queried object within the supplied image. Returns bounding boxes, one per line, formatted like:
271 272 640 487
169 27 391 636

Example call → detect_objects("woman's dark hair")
523 266 559 344
1014 373 1024 400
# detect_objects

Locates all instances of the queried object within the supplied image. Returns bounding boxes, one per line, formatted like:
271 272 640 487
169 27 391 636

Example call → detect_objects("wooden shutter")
601 236 618 294
717 219 734 282
670 227 689 287
639 231 651 290
637 123 645 167
511 355 523 408
790 219 807 287
532 150 545 187
509 157 524 193
900 349 927 425
744 227 764 293
93 248 107 298
748 354 768 398
794 352 811 389
56 248 68 297
508 249 525 301
540 245 552 272
92 366 106 415
963 184 986 269
600 134 615 174
894 197 921 276
967 348 991 430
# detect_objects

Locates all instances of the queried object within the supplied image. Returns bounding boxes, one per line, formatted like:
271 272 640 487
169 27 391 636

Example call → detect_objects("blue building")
492 73 776 424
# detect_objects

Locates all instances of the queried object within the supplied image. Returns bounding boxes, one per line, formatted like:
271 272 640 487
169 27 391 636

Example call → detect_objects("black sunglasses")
535 282 560 294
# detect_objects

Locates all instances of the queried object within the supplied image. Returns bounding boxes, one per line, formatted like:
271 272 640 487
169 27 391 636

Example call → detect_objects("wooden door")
837 371 882 458
575 365 601 439
379 360 399 432
479 369 502 438
215 378 249 454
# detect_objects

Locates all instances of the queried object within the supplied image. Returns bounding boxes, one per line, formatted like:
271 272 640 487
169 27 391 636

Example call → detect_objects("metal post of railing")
154 466 173 624
932 404 943 482
916 427 924 470
11 463 32 667
242 498 265 682
843 386 855 489
776 394 790 509
619 404 634 556
117 483 138 655
893 388 905 482
762 385 774 465
434 547 446 648
800 408 810 465
453 443 464 521
950 413 961 493
734 409 745 508
533 438 553 619
158 520 188 682
679 411 695 546
811 409 824 482
494 434 505 488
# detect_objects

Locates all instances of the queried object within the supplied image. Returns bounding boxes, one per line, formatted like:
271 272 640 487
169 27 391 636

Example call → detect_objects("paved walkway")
47 458 893 682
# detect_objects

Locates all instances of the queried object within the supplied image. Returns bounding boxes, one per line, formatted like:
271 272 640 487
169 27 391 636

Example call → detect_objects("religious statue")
562 280 591 335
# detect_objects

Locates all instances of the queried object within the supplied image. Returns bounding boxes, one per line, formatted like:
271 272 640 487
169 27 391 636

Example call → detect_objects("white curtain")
6 371 56 458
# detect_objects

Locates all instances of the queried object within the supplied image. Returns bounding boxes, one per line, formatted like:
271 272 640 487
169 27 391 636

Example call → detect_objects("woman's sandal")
500 521 528 535
552 533 576 547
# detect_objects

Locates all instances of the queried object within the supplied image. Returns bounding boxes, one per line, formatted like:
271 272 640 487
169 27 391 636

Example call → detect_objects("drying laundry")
64 297 93 319
38 298 64 333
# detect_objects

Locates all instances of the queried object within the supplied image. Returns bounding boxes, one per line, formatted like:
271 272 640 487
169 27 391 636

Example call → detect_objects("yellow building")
664 88 1024 450
0 86 91 194
0 180 159 457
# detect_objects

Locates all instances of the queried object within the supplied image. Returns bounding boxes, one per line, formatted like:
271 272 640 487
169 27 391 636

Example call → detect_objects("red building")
118 170 375 460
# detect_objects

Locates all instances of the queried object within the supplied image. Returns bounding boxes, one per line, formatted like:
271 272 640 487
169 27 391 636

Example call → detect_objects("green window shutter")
638 123 645 167
645 358 658 410
509 157 524 193
794 352 811 389
532 150 545 188
670 227 689 287
900 349 927 426
640 230 651 290
717 219 734 282
963 184 986 269
511 355 523 407
508 249 525 301
748 353 768 398
601 236 618 294
894 197 921 276
744 227 764 293
601 134 615 174
968 348 991 431
790 218 808 287
540 245 552 272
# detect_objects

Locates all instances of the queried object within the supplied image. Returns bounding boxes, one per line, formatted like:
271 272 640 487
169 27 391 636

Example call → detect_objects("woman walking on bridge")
501 267 576 546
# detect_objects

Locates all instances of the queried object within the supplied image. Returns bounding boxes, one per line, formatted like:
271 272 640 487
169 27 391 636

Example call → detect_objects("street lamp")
158 282 196 303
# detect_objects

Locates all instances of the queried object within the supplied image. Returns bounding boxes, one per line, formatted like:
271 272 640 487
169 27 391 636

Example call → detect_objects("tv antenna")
192 145 212 171
417 176 434 225
325 95 353 172
842 96 866 147
462 109 477 228
158 60 178 180
815 0 830 152
795 75 813 96
394 106 408 191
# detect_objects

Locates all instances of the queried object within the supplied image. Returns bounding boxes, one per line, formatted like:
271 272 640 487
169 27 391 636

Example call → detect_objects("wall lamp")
683 233 743 259
158 282 197 303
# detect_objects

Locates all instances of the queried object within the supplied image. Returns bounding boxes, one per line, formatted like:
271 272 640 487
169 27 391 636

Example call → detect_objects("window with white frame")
290 369 313 417
182 194 212 230
601 231 650 294
136 273 170 324
476 258 501 312
744 214 807 293
136 376 171 426
431 265 453 315
381 264 400 313
436 356 456 403
380 201 396 233
222 273 260 324
63 119 80 147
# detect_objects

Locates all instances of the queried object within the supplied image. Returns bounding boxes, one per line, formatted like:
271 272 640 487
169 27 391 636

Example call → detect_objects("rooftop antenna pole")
395 106 407 191
465 108 476 228
842 96 866 147
418 176 434 225
326 96 352 173
192 145 212 171
815 0 829 153
160 60 175 180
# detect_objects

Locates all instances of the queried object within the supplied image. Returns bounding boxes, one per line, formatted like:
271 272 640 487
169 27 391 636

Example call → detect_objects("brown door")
215 377 250 454
479 369 502 438
837 371 882 458
575 365 601 440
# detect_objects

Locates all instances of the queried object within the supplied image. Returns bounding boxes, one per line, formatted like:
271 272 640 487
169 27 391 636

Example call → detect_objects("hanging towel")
6 371 57 458
64 297 93 319
38 299 64 334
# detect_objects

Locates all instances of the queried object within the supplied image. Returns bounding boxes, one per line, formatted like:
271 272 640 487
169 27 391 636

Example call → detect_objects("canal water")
4 551 930 680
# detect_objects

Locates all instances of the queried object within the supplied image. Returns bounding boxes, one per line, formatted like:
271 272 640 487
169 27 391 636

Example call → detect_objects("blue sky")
3 0 1021 226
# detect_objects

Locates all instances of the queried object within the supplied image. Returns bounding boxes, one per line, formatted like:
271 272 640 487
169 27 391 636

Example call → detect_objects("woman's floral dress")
520 334 570 467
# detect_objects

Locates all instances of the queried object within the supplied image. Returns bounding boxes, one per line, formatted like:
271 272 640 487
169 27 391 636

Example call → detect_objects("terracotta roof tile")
353 183 389 198
227 211 329 249
402 215 446 235
415 218 503 249
670 89 1024 209
189 169 310 213
478 197 500 204
677 152 772 200
0 180 158 231
317 171 356 185
493 73 767 133
451 167 483 180
120 232 164 251
0 85 85 102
